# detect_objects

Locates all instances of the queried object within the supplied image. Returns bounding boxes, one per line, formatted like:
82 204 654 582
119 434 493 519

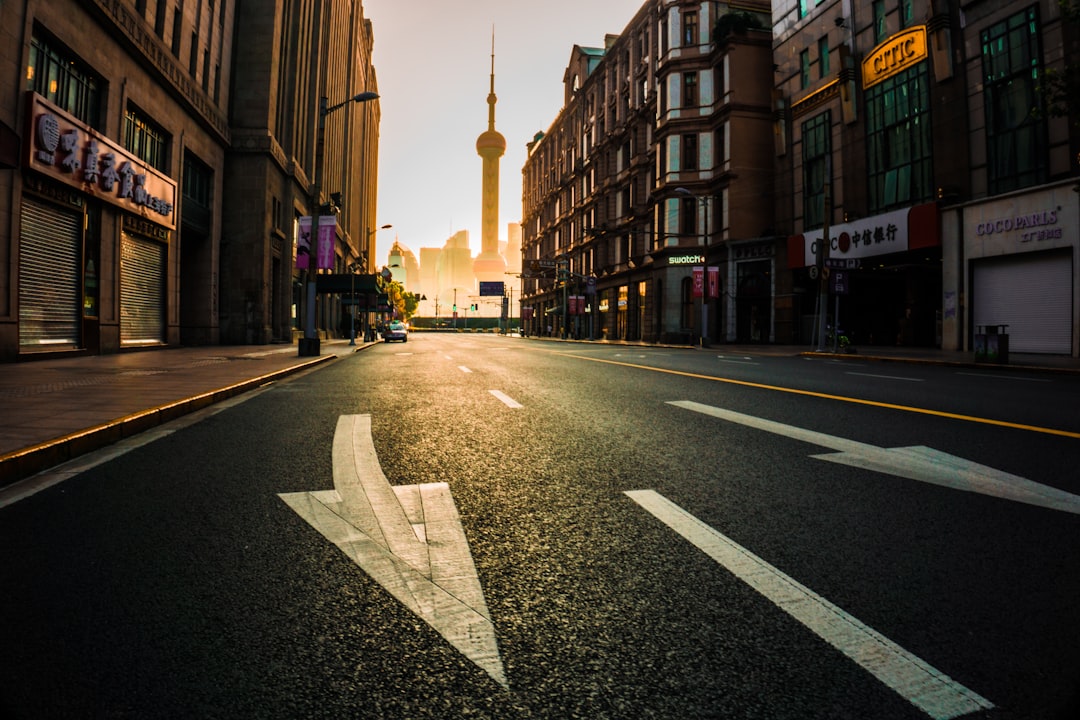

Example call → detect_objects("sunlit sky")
362 0 647 267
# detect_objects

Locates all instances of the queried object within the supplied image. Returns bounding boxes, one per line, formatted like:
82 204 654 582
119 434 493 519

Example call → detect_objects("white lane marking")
668 401 1080 515
847 371 924 382
444 355 454 360
489 390 523 408
395 352 413 356
955 372 1050 383
458 366 472 374
278 415 507 687
716 356 760 365
625 490 994 720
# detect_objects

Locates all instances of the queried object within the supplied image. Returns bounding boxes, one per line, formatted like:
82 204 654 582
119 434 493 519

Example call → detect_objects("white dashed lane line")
489 390 523 408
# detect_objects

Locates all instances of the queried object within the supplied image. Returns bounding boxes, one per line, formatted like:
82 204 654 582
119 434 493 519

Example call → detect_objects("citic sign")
862 26 928 89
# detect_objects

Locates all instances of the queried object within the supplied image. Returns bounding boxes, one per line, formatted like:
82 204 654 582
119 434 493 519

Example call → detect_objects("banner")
707 266 720 299
297 216 338 270
692 267 704 299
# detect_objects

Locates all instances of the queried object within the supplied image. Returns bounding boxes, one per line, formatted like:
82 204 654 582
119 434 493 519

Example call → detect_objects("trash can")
974 324 1009 363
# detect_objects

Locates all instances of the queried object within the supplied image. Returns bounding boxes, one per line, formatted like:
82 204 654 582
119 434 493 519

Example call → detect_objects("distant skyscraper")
473 31 508 283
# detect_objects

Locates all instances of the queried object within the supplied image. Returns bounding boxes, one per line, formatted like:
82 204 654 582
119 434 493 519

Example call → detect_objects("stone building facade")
0 0 382 360
223 0 381 346
0 0 234 360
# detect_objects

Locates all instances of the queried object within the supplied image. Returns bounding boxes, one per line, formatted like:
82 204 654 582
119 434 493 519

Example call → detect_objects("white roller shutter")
19 199 82 350
972 249 1073 354
120 232 166 345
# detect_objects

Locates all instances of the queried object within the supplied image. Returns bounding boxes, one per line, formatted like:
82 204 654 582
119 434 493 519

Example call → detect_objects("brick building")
521 0 779 344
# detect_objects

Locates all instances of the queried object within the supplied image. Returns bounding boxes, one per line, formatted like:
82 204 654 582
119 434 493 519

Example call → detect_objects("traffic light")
470 304 477 311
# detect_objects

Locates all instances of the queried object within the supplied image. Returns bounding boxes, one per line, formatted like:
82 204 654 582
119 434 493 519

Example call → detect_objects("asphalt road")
2 333 1078 719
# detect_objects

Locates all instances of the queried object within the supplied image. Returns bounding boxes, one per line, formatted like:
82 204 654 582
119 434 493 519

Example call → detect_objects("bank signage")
801 208 909 267
862 26 928 90
26 94 177 230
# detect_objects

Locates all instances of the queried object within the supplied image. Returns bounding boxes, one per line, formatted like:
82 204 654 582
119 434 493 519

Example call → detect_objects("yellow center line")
555 351 1080 440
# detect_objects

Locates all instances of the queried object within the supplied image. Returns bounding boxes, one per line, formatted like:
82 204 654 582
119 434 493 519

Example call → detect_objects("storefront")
19 94 177 356
788 203 941 347
947 180 1078 356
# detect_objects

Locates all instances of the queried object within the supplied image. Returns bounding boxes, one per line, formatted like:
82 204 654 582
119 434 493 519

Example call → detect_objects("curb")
0 354 336 488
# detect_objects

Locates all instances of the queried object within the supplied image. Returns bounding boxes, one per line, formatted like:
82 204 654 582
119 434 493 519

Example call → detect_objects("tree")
381 279 420 321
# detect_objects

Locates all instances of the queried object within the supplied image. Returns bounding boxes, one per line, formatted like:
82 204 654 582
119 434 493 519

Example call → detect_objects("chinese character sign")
27 95 177 230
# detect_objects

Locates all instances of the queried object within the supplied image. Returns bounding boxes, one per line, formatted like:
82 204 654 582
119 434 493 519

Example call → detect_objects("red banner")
707 266 720 299
692 267 704 299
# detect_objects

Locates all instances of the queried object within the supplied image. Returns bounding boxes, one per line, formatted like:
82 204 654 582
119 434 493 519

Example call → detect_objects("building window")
683 10 698 46
798 0 810 21
683 71 698 107
873 0 888 44
818 37 830 78
683 134 699 171
155 0 167 36
679 197 696 237
171 4 183 57
899 0 914 28
681 277 694 329
27 31 103 126
802 112 830 229
124 107 169 171
981 6 1047 194
865 64 933 213
800 49 811 89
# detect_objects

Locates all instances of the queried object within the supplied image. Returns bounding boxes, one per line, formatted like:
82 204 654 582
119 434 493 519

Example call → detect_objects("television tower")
473 29 508 283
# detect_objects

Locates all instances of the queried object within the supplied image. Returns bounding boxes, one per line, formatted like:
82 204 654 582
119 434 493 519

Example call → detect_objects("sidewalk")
0 340 368 487
1 337 1077 488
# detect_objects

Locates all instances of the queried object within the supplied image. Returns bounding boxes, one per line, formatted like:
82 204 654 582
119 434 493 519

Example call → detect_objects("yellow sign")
862 26 928 90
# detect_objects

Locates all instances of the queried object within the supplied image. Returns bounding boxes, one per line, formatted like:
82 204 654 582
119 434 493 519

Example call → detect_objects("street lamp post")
676 187 710 347
299 90 379 357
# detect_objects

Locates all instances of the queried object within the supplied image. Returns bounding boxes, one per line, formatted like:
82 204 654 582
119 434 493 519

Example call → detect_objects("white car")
383 321 408 342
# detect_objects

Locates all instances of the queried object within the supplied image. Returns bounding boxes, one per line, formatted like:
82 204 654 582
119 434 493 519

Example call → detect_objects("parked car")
383 321 408 343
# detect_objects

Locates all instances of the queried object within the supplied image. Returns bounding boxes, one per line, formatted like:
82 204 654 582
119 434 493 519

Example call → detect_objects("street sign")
825 258 860 269
832 270 849 295
479 281 504 296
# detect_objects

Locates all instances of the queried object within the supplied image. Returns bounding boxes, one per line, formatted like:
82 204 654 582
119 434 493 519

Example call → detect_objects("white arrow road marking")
669 400 1080 515
489 390 523 408
625 490 994 720
278 415 507 687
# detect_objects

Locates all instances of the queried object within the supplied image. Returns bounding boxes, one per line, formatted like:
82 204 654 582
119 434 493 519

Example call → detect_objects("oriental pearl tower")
473 33 508 283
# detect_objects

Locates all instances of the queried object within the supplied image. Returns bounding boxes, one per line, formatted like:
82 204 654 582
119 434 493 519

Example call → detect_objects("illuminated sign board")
862 26 928 90
669 254 706 265
26 93 177 230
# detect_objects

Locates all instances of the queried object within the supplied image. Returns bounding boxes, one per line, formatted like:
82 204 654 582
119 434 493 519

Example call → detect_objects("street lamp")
675 187 710 347
299 90 380 357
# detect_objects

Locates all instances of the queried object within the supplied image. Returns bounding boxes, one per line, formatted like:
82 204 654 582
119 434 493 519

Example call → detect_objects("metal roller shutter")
19 199 82 350
120 232 166 345
973 249 1073 354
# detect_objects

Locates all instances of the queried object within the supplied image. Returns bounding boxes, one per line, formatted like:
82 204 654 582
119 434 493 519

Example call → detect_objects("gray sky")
362 0 647 266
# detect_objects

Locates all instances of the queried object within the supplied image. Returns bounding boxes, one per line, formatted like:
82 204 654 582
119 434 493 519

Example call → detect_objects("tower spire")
487 27 497 131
